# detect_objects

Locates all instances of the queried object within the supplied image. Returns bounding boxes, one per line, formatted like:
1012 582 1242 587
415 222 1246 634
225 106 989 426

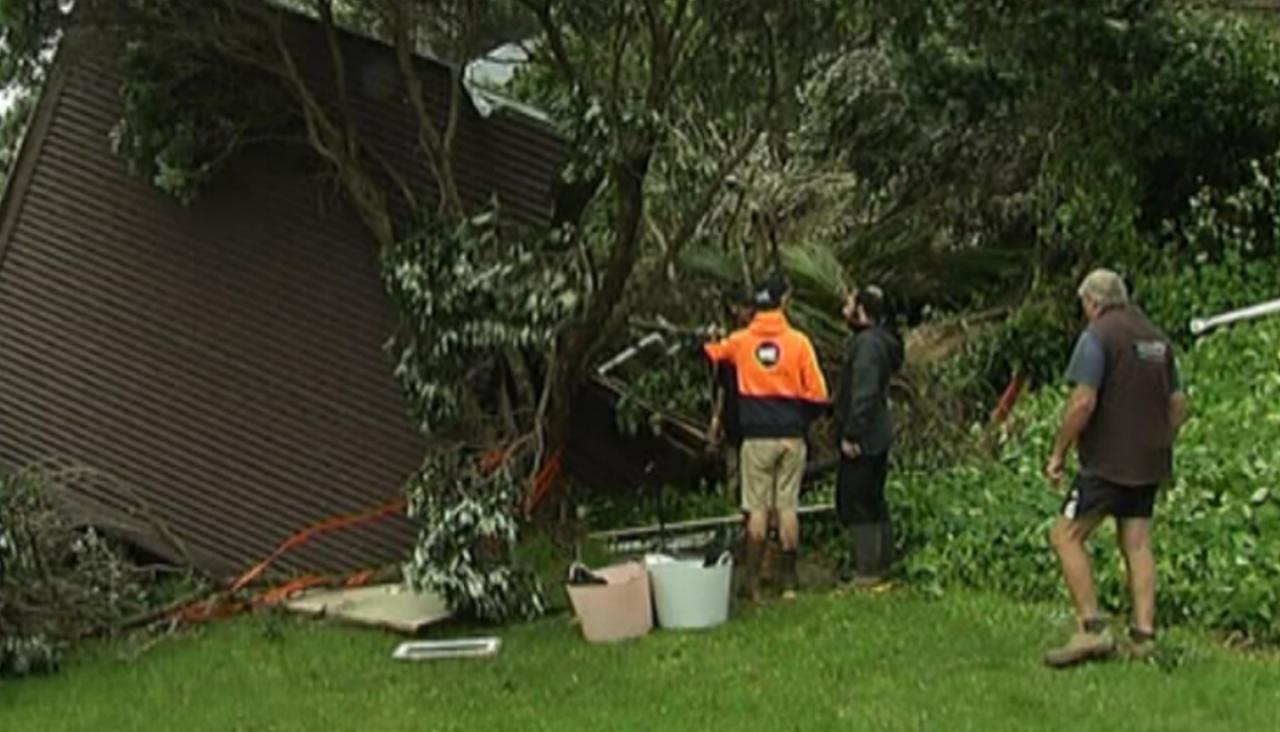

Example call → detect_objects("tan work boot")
1120 628 1157 661
1044 620 1115 668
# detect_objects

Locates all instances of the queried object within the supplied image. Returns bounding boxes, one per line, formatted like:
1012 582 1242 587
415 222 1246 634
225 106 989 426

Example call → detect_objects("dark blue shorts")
1061 473 1157 520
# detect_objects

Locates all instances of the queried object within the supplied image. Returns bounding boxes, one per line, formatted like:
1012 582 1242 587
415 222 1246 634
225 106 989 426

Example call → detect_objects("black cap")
856 285 886 322
752 273 790 309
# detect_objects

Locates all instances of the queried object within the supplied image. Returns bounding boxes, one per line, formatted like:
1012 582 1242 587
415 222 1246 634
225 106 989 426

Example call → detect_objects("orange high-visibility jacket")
703 310 829 439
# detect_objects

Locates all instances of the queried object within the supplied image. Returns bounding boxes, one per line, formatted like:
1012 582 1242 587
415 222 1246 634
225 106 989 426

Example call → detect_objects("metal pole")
1189 297 1280 335
596 332 665 376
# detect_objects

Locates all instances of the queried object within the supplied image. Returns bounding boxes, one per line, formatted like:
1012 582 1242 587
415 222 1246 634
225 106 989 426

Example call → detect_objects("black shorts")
1061 473 1158 520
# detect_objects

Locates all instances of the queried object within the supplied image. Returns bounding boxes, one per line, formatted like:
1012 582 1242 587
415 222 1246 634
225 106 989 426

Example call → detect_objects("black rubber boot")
780 549 799 599
838 530 858 584
878 519 895 574
738 538 764 602
851 524 885 587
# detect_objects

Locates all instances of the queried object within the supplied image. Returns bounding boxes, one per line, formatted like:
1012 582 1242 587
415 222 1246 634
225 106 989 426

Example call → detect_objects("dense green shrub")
1124 11 1280 232
1138 150 1280 341
1139 252 1278 344
895 317 1280 642
935 297 1080 406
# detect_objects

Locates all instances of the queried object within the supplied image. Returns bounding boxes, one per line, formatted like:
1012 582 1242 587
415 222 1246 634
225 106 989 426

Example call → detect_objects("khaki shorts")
739 438 806 512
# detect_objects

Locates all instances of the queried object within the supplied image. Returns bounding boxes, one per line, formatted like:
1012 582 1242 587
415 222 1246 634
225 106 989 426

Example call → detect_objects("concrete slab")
285 584 452 634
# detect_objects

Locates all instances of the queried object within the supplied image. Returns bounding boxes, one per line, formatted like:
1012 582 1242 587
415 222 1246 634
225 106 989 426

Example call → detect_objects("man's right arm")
1048 385 1098 473
703 337 734 364
1047 331 1104 484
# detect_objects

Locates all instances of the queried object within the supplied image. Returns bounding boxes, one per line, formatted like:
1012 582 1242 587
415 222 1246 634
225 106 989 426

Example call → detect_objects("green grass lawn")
2 590 1278 732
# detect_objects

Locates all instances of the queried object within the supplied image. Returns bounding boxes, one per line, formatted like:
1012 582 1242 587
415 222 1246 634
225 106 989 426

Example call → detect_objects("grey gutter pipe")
1189 298 1280 335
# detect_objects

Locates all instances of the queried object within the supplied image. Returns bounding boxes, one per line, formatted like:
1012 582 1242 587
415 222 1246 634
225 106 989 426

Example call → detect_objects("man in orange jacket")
704 275 829 600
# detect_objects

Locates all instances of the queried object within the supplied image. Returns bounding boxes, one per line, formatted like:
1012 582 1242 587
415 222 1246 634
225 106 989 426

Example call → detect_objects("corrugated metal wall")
0 28 565 578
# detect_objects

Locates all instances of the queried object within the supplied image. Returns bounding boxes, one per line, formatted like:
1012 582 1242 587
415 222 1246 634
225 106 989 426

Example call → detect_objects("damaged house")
0 17 704 580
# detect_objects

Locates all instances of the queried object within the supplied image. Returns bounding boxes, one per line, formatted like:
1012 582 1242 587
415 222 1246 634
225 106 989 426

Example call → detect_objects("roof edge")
0 54 72 274
276 5 565 140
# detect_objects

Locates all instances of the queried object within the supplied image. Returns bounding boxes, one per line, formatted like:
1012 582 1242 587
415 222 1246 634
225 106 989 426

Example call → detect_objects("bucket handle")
568 561 609 586
716 550 733 567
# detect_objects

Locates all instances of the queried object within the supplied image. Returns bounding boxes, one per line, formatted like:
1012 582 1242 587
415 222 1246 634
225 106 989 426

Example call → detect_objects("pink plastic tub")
566 562 653 643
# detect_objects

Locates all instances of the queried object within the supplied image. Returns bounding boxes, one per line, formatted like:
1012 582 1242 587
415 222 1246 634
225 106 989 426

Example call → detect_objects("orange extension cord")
178 497 405 623
178 448 563 624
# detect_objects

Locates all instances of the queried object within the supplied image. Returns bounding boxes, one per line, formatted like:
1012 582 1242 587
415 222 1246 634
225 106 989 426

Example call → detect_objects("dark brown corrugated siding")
0 28 566 578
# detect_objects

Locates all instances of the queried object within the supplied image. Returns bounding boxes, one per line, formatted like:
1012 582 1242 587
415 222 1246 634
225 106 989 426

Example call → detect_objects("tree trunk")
537 152 653 511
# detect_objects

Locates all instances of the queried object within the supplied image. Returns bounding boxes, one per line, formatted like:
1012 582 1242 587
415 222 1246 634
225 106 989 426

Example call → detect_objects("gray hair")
1077 268 1129 309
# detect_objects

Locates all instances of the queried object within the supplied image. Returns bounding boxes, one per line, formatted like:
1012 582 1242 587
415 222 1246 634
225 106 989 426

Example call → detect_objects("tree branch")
663 130 761 265
443 63 463 196
520 0 583 90
359 135 420 213
313 0 359 162
386 3 465 220
606 7 629 130
262 8 394 245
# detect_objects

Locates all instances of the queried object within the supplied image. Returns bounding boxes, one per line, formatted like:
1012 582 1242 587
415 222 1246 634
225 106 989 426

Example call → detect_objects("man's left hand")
841 439 862 460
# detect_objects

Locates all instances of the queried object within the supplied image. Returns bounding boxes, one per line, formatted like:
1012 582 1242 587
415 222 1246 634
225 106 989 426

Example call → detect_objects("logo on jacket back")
1135 341 1168 363
755 341 781 368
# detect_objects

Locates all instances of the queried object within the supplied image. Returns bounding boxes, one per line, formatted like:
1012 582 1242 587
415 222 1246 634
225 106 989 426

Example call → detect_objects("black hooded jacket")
834 325 905 456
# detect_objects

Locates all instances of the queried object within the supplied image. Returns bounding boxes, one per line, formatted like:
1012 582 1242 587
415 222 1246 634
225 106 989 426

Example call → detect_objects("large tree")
0 0 849 618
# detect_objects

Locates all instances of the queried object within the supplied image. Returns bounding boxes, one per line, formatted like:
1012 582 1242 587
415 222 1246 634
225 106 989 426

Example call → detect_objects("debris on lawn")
0 467 158 677
391 638 501 661
285 584 451 634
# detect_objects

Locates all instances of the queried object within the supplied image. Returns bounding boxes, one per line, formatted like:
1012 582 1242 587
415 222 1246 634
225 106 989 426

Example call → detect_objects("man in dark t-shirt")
1043 269 1189 667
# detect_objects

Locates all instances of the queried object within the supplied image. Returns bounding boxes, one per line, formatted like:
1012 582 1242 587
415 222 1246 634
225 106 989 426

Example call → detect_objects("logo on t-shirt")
755 341 781 368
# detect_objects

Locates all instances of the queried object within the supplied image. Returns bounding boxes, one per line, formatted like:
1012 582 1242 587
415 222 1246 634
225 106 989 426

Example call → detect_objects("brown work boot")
1120 627 1157 661
1045 618 1115 668
737 538 764 602
779 550 799 600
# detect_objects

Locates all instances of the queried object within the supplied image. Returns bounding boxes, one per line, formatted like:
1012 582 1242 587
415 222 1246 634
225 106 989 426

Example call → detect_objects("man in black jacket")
834 286 904 586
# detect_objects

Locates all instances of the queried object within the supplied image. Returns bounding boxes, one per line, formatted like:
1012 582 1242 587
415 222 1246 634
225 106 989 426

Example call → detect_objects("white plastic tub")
646 552 733 630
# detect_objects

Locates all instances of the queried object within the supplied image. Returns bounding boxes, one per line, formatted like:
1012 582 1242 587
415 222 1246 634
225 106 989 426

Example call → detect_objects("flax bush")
896 317 1280 642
